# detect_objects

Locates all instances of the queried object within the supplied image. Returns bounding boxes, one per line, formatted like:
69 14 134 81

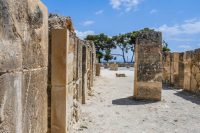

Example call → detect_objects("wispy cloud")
75 30 95 39
110 0 143 12
157 18 200 36
82 20 95 26
178 44 192 51
95 10 104 15
150 9 158 14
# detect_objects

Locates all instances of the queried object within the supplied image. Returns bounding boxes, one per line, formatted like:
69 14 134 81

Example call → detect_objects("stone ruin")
134 30 163 101
0 1 96 132
163 49 200 95
48 14 96 132
109 63 118 71
3 0 194 132
96 63 101 76
0 0 48 132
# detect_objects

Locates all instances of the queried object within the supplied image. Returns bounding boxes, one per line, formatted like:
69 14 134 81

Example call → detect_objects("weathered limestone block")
178 53 184 88
116 73 126 77
22 69 48 133
86 43 92 92
134 30 162 101
170 53 179 86
89 42 96 87
92 43 96 80
96 63 101 76
190 49 200 94
0 72 22 133
0 0 48 132
77 40 83 101
50 29 68 133
109 63 118 71
163 52 171 84
183 51 192 91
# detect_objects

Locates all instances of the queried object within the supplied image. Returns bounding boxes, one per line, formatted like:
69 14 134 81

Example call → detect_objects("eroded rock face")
163 49 200 95
0 0 48 132
134 30 162 101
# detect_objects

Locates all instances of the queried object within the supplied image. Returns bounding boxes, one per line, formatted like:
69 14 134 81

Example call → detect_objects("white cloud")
95 10 104 15
75 30 95 39
178 44 192 51
150 9 158 14
157 19 200 36
110 0 143 12
82 20 95 26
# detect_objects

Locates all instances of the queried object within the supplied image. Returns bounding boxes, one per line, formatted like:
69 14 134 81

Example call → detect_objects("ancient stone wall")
163 52 171 84
0 0 48 132
134 30 162 101
163 49 200 95
49 14 96 132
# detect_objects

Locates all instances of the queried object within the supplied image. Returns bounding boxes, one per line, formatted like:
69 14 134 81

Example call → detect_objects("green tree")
85 33 115 63
104 49 113 62
162 40 171 52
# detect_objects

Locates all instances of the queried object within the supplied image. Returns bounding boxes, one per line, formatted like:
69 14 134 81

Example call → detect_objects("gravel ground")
73 67 200 133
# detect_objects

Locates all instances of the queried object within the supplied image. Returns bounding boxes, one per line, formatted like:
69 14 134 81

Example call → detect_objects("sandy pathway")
74 68 200 133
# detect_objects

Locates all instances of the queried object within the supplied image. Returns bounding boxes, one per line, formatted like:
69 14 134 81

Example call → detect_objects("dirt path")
73 68 200 133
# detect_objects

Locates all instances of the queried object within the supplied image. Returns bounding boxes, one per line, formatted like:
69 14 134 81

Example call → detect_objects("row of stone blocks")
49 27 96 133
0 0 96 133
163 50 200 94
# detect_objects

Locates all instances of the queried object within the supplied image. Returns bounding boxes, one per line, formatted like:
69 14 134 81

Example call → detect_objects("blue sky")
42 0 200 61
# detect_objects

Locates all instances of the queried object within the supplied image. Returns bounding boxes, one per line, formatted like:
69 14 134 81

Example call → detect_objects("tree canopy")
85 28 171 63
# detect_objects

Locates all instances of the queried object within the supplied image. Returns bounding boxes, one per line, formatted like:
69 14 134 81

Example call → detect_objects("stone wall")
0 0 48 132
134 30 163 101
48 14 96 132
163 49 200 95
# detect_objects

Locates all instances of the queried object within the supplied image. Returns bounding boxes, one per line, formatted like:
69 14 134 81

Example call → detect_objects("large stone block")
22 69 48 133
0 40 22 72
134 30 162 101
190 49 200 93
109 63 118 71
96 63 101 76
51 86 67 133
0 0 48 132
183 51 192 90
163 52 171 84
51 29 67 86
178 53 184 88
50 29 68 133
0 72 22 133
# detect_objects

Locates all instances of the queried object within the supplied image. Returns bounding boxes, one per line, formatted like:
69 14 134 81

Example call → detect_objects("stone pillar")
171 53 180 86
0 0 48 133
96 63 101 76
190 49 200 94
51 29 68 133
183 51 192 91
163 52 171 84
134 30 162 101
178 53 184 88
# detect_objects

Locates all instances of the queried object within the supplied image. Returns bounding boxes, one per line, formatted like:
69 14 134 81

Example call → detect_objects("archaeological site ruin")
0 0 200 133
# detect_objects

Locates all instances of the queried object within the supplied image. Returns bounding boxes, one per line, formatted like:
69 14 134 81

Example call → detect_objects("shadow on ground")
112 96 158 105
174 90 200 105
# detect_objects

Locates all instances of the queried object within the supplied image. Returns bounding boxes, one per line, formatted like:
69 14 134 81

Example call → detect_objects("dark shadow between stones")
112 96 159 105
174 90 200 105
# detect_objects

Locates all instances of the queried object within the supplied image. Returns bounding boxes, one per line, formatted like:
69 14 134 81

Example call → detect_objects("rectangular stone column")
96 63 101 76
134 30 162 101
163 52 171 84
171 53 180 86
51 29 68 133
178 53 184 88
183 51 192 91
190 49 200 93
